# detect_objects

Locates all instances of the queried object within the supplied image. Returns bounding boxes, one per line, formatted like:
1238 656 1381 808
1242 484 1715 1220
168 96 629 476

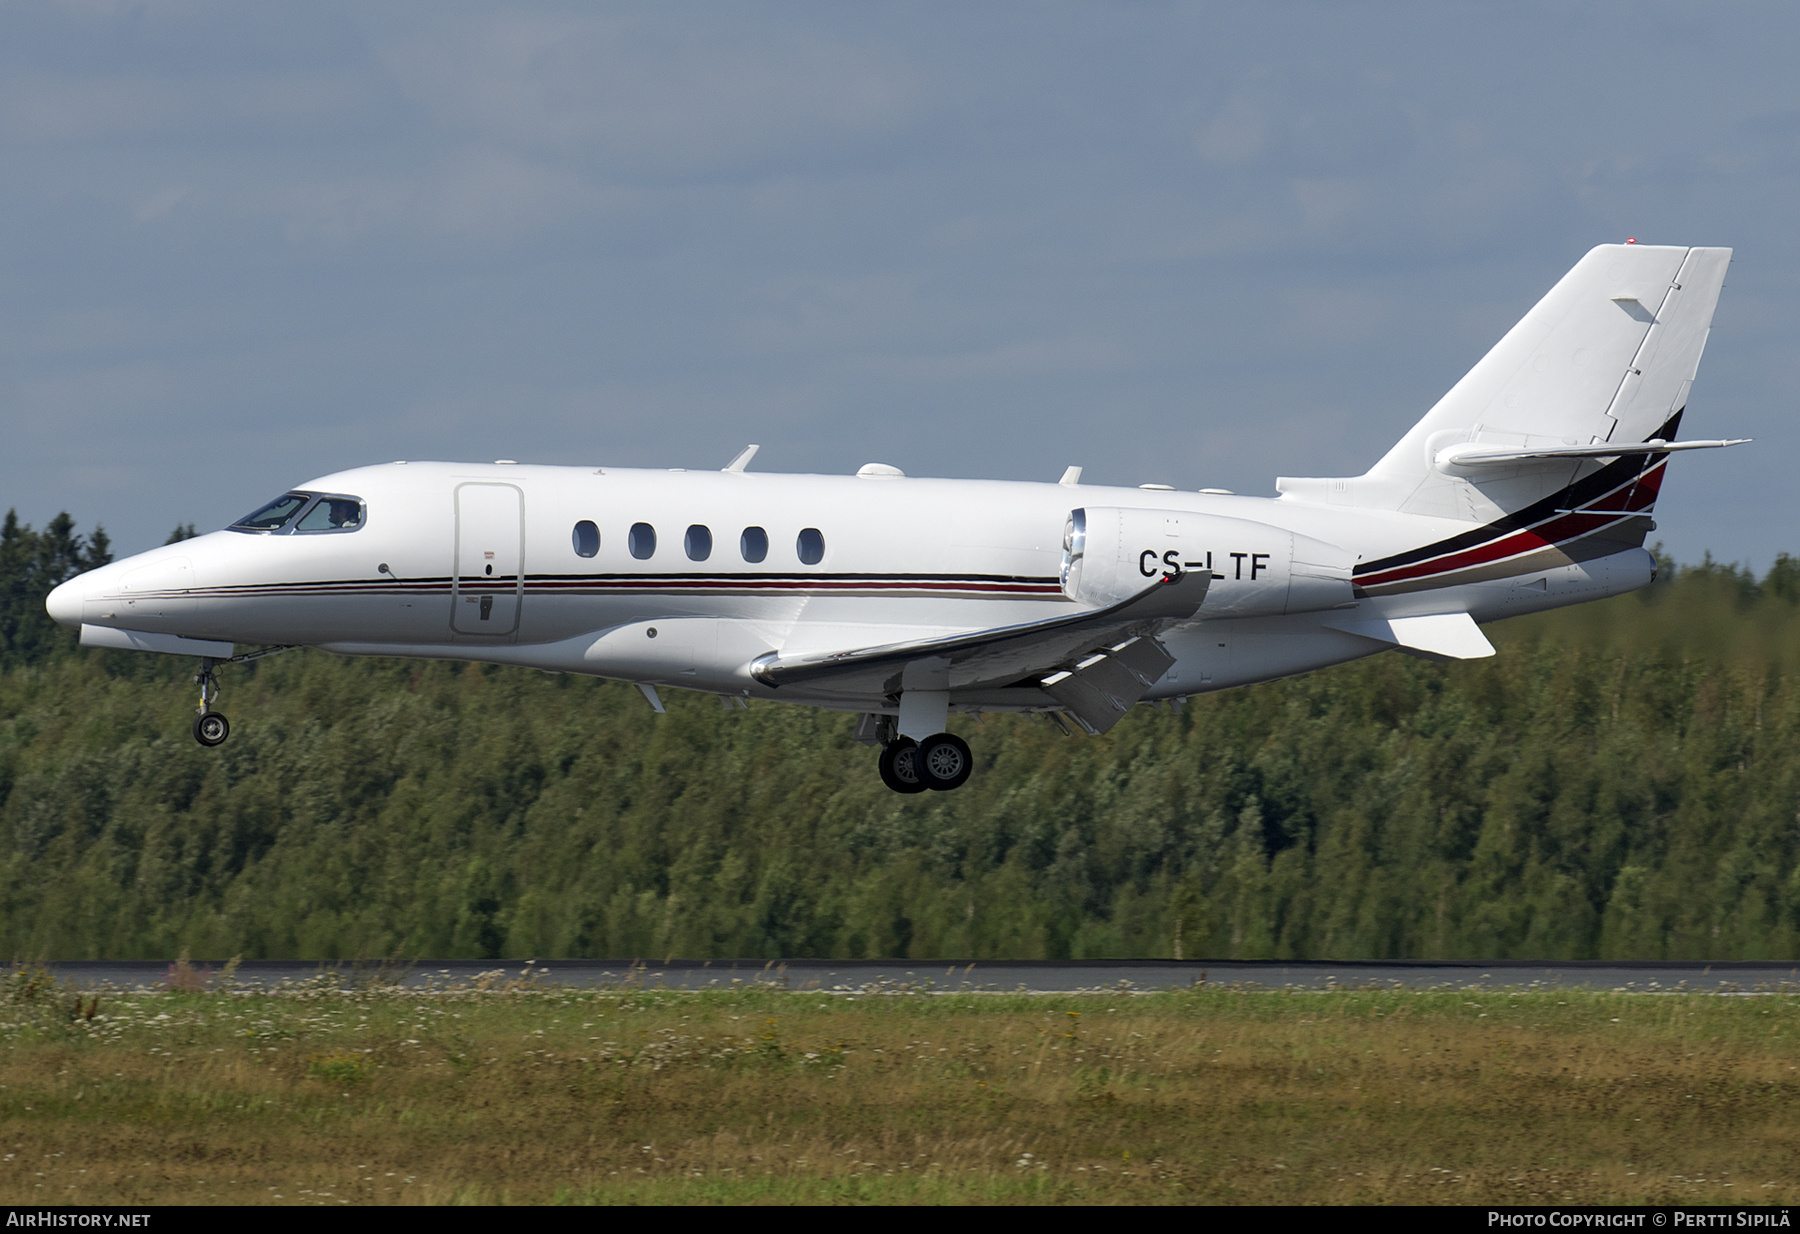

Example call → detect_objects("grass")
2 964 1797 1205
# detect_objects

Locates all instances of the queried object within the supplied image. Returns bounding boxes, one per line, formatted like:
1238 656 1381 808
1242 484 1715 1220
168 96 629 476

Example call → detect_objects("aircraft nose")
46 576 85 629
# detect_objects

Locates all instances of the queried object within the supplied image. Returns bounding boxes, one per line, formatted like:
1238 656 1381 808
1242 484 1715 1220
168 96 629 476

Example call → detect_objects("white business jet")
46 243 1746 793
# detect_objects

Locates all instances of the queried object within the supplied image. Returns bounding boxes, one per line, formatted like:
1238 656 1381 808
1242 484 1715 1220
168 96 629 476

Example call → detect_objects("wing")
750 569 1210 729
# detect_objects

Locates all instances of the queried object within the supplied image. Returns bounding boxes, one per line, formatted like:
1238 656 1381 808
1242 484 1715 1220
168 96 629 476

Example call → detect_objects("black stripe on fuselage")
1352 411 1682 579
164 571 1065 599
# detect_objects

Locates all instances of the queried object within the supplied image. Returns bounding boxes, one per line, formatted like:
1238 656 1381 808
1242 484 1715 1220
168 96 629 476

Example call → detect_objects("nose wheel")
193 710 230 747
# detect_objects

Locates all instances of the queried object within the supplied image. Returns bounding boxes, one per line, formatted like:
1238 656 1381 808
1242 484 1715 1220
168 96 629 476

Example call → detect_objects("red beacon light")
1626 237 1637 244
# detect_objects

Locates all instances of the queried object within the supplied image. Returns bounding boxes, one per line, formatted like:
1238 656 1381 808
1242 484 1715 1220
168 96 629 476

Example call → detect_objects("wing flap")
1041 635 1177 735
750 569 1210 697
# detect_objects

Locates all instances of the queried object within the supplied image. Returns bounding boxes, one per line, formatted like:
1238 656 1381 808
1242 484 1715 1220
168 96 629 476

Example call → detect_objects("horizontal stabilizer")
751 570 1210 696
81 624 234 658
1323 611 1495 662
1436 437 1749 470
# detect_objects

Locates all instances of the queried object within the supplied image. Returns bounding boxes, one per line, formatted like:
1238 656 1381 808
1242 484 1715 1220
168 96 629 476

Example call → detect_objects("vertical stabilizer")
1277 244 1731 521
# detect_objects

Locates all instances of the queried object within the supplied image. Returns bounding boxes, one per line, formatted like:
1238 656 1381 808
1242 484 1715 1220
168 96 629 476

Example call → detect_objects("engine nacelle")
1061 506 1355 618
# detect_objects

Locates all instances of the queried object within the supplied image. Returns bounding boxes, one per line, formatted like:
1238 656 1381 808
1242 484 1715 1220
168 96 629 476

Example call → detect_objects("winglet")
722 444 760 473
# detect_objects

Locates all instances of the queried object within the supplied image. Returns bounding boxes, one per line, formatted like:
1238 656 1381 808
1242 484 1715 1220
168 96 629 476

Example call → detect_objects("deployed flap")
1323 611 1495 662
1041 635 1176 735
750 570 1210 696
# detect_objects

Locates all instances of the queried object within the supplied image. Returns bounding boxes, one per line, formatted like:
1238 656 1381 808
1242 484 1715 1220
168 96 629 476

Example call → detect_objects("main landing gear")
877 732 974 794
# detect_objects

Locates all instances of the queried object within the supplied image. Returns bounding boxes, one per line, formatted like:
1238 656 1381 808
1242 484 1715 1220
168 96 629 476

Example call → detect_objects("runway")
39 957 1800 993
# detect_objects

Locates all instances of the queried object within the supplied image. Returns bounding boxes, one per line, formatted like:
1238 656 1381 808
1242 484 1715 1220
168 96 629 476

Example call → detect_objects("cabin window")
294 496 366 533
685 524 713 561
629 522 657 560
572 520 600 558
797 527 825 565
740 526 768 563
230 492 311 532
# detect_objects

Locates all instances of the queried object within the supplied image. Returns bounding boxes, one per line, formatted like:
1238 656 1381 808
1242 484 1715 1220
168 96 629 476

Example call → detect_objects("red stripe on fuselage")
1356 460 1665 589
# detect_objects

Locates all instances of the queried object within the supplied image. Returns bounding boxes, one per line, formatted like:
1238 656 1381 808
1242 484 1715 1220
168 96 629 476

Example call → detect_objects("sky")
3 2 1796 567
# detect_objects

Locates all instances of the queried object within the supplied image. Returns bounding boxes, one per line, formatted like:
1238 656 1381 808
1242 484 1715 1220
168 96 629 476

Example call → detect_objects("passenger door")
452 483 524 635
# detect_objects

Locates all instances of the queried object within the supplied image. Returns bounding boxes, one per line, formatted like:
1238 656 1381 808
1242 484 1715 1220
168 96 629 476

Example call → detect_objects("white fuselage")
47 459 1656 716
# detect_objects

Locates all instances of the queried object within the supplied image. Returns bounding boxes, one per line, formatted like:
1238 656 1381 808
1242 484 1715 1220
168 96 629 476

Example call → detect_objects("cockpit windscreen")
231 492 312 532
229 491 366 534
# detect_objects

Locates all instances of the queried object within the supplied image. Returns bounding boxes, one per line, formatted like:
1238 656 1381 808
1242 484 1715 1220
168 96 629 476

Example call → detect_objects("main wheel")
915 732 973 791
878 739 926 794
193 712 230 747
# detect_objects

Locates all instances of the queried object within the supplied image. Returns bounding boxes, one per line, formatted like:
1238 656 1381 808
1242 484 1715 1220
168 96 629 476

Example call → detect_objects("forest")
4 508 1799 962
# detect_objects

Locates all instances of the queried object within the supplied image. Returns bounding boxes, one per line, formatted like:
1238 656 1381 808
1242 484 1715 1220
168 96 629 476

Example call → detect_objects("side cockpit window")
294 496 365 533
229 491 365 535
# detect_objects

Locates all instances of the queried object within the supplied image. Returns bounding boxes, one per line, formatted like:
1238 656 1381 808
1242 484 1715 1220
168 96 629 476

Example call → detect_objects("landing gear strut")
187 646 295 747
192 658 229 747
876 730 973 794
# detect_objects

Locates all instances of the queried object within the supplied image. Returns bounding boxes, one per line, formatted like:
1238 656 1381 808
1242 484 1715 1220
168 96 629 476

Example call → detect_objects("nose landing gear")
192 659 229 747
186 646 295 747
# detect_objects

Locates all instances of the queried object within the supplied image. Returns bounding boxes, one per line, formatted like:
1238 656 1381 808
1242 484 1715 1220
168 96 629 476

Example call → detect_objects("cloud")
1 1 1798 567
268 147 612 245
1280 286 1391 348
0 71 367 143
380 12 923 178
1195 95 1272 164
857 334 1130 382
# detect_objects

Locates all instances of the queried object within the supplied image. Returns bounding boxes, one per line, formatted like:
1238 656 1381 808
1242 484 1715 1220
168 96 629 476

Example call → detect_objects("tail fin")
1278 243 1732 522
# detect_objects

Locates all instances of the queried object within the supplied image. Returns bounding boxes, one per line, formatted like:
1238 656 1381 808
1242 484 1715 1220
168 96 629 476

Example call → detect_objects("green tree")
0 510 111 668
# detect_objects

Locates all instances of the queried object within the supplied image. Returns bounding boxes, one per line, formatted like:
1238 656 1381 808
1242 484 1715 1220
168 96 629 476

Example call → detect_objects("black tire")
193 712 230 747
915 732 973 791
878 739 926 794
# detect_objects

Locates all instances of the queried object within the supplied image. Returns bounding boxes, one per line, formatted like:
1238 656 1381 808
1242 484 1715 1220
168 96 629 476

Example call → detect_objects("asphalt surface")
36 957 1800 993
